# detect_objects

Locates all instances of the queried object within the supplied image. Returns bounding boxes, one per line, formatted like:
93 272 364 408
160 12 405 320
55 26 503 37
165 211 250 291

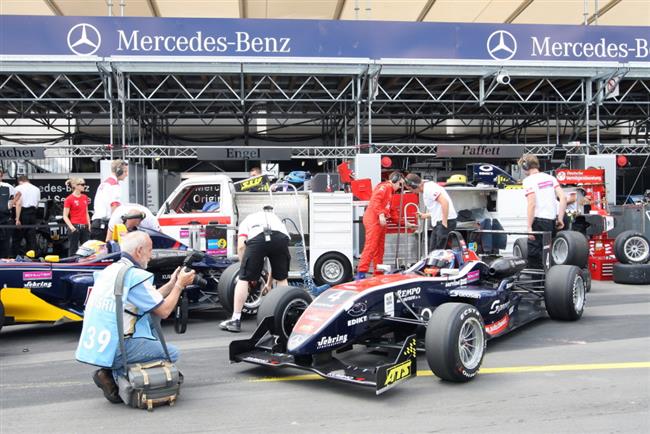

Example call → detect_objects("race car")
230 230 589 394
0 227 243 333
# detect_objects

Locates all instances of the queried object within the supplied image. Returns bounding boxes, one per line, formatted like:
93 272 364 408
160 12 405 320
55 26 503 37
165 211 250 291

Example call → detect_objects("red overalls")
358 181 397 274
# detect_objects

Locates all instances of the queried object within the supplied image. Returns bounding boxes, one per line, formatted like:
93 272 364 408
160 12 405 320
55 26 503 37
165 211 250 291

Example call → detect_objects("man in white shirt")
91 160 128 241
105 203 160 241
405 173 458 251
520 154 567 269
13 175 42 255
220 204 291 332
0 168 17 258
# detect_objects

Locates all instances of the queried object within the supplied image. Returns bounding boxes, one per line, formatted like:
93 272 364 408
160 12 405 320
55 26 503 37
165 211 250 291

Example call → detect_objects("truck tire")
552 231 589 268
257 286 312 343
425 303 486 382
313 252 352 286
544 265 585 321
217 262 266 316
612 263 650 285
614 231 650 265
513 238 528 259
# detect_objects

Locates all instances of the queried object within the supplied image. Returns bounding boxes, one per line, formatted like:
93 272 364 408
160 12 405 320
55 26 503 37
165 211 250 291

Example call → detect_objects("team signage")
0 146 45 159
1 16 648 63
196 147 293 161
436 145 525 159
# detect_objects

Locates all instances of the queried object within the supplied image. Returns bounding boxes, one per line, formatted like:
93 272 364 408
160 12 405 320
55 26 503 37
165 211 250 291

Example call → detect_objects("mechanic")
105 203 160 242
356 171 403 280
0 168 17 258
249 166 262 177
220 204 291 332
75 231 195 404
13 175 41 255
91 160 128 241
519 154 567 269
63 177 91 256
404 173 458 251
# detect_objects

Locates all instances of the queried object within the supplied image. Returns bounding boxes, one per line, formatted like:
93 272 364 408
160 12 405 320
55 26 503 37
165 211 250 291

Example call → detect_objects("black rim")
281 298 309 339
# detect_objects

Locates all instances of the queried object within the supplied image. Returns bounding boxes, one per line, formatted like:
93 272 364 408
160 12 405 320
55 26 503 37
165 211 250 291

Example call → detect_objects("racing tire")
425 303 486 382
612 263 650 285
544 265 585 321
513 238 528 259
0 299 4 332
257 285 312 344
174 294 189 334
614 231 650 265
217 262 266 316
551 231 589 268
313 252 352 286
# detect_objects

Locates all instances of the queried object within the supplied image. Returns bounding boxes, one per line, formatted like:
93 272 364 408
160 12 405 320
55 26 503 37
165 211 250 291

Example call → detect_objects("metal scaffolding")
1 58 649 163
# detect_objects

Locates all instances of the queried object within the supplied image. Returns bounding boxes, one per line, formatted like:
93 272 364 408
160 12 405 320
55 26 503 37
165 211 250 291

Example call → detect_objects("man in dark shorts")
219 204 290 332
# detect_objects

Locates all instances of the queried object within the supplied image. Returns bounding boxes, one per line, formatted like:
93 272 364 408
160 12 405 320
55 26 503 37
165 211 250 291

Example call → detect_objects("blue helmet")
201 201 220 212
284 171 310 184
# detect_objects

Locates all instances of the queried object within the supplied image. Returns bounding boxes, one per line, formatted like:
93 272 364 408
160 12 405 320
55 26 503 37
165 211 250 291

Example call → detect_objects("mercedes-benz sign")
487 30 517 61
67 23 101 56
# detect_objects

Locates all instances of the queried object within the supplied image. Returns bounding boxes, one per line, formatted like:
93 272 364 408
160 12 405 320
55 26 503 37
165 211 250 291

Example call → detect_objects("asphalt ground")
1 280 649 434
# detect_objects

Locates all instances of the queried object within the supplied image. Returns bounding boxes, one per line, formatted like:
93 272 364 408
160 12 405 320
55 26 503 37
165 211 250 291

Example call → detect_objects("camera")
182 251 207 288
496 71 510 85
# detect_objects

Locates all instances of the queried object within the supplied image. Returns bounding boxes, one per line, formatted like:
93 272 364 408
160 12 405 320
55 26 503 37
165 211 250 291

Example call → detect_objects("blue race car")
230 230 589 394
0 228 235 333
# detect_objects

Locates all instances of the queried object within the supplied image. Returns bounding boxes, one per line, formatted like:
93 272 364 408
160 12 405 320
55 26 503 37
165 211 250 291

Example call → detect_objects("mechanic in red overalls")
355 172 404 280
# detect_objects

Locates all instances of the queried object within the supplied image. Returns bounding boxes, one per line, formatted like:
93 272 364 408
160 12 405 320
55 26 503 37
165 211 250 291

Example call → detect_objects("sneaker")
354 272 366 281
219 318 241 332
92 369 122 404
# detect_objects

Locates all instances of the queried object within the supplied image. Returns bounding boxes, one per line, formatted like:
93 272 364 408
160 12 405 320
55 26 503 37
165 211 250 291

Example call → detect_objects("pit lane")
1 280 648 433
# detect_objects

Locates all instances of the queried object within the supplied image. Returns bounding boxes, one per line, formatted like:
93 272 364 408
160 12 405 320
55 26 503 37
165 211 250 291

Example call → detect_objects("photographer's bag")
114 265 183 410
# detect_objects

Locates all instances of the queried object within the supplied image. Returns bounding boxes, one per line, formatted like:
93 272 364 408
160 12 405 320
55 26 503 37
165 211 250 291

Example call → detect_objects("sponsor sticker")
384 292 395 317
346 302 368 317
24 281 52 289
316 334 348 349
23 271 52 280
485 314 509 336
395 287 421 303
347 315 368 327
467 270 480 283
384 360 412 386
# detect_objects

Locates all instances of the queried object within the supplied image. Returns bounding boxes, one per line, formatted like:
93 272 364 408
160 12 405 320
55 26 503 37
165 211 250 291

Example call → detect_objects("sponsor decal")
24 281 52 289
467 270 480 283
328 372 355 381
288 334 306 348
486 30 517 61
316 334 348 349
347 315 368 326
485 314 510 336
22 271 52 280
445 277 470 288
346 302 367 317
395 287 421 303
384 292 395 317
384 360 412 386
243 356 272 364
488 300 510 315
449 289 481 299
179 229 189 238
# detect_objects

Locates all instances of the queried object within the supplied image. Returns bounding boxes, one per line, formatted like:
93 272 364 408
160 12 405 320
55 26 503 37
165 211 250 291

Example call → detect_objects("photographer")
75 231 195 403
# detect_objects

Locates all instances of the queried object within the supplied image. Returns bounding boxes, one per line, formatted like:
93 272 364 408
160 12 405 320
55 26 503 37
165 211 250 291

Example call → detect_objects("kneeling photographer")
75 231 195 404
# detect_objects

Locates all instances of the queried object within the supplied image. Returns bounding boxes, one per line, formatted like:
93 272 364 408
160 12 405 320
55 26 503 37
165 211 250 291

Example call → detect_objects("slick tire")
217 262 266 316
513 237 528 259
614 231 650 265
313 252 352 286
612 263 650 285
425 303 486 382
257 285 312 343
174 295 189 334
551 231 589 268
544 265 585 321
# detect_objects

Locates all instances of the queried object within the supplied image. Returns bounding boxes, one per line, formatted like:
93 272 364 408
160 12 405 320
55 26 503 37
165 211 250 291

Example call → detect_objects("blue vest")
75 261 155 367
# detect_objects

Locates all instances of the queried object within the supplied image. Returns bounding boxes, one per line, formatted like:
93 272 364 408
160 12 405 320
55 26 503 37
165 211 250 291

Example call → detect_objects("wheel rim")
513 244 522 258
321 259 344 284
457 317 484 370
280 298 309 339
552 238 569 264
623 236 650 262
572 275 586 313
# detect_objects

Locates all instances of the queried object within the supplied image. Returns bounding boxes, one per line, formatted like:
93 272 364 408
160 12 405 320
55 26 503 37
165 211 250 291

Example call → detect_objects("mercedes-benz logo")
486 30 517 61
67 23 101 56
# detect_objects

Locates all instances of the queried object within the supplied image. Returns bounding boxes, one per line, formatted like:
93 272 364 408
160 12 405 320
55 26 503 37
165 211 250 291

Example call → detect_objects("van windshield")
168 184 222 213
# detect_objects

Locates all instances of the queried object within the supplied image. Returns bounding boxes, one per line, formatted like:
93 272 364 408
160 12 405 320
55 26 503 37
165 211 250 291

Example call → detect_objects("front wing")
230 317 417 395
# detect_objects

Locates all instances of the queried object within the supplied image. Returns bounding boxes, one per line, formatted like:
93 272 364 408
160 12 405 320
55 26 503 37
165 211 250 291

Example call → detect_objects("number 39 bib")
75 262 130 368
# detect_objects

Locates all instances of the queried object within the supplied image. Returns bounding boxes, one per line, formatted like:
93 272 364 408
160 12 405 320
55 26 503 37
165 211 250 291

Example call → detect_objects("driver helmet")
425 249 456 269
284 171 310 185
76 240 107 258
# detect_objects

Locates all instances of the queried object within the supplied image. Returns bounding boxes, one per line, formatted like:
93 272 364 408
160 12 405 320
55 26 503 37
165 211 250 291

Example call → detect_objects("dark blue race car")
0 228 237 333
230 231 589 394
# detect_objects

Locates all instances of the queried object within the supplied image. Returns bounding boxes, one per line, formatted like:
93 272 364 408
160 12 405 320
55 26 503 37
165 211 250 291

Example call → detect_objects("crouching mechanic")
220 204 291 332
75 231 195 403
105 203 160 241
